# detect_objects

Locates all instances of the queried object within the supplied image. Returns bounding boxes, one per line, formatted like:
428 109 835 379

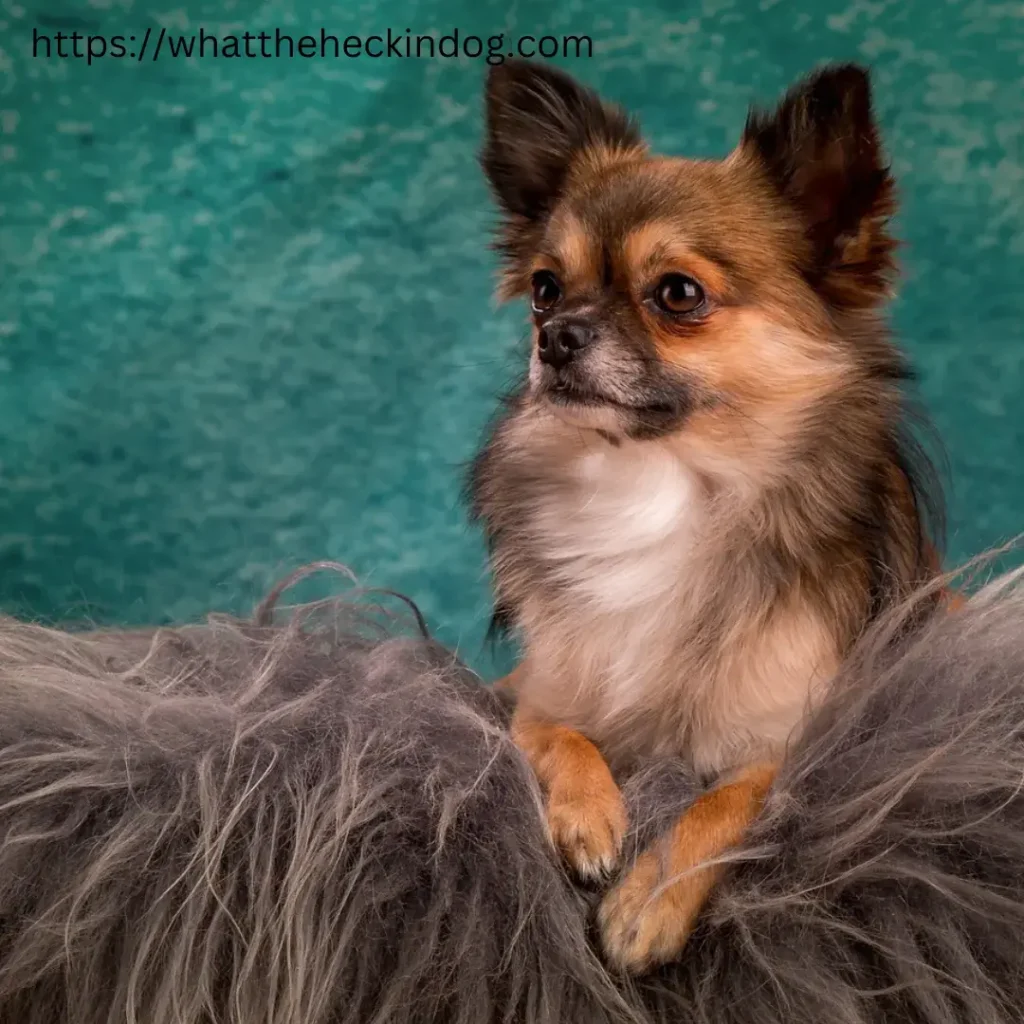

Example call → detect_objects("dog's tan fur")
471 60 944 973
598 760 778 971
511 711 628 881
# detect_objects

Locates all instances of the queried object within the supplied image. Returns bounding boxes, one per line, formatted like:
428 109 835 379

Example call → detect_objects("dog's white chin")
543 396 626 433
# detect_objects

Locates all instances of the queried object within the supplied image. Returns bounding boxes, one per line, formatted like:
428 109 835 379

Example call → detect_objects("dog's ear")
481 59 642 223
741 64 897 306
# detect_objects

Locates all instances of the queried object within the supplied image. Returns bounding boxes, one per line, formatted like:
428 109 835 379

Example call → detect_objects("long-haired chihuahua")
470 59 945 973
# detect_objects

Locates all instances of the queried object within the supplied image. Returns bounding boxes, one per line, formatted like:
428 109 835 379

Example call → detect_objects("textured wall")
1 0 1022 676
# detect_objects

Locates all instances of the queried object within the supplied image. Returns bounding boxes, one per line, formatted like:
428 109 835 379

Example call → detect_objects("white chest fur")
529 441 703 613
514 437 833 775
517 441 704 737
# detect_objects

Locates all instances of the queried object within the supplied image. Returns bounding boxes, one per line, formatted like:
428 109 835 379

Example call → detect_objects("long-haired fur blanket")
2 565 1024 1024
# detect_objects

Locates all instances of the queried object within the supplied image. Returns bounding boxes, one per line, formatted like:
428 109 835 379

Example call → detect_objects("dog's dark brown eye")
654 274 705 315
531 271 562 313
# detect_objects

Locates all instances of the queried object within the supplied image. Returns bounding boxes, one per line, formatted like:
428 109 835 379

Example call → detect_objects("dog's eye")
654 274 705 315
531 271 562 313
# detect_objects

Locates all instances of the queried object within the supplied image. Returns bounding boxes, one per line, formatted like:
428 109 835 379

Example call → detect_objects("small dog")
469 59 945 973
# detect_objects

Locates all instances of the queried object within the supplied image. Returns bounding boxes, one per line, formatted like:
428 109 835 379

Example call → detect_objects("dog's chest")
528 443 701 616
513 442 831 773
515 443 706 740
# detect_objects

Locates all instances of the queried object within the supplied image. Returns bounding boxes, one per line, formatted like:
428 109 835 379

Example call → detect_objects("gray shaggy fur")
2 564 1024 1024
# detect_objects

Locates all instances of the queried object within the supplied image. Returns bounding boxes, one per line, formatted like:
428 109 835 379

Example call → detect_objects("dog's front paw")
597 849 702 974
546 774 627 881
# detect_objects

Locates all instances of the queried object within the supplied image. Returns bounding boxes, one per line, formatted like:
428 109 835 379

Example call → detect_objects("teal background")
1 0 1022 678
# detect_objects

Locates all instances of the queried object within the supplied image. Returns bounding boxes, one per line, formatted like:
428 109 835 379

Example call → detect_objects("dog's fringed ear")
481 60 641 221
481 60 642 292
741 64 897 307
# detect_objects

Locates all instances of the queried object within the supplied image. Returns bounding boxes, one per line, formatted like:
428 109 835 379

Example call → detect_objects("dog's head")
480 60 901 453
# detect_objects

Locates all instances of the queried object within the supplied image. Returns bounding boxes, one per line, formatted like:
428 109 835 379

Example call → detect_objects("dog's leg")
511 704 627 881
599 760 778 973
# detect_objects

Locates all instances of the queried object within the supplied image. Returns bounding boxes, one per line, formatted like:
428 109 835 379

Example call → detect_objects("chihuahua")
469 59 944 973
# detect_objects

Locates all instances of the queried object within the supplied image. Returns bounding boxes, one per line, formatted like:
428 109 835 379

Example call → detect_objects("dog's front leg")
509 700 628 881
598 760 778 973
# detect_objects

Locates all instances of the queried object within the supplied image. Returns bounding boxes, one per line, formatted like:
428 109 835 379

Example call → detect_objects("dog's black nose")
537 320 594 369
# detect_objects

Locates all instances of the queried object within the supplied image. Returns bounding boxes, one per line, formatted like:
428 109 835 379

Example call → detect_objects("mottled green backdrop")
1 0 1022 676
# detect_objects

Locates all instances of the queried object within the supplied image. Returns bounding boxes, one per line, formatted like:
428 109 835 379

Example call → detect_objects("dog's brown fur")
470 60 944 973
598 760 778 969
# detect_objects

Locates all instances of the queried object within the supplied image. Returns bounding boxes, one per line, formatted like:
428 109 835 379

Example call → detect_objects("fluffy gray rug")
2 565 1023 1024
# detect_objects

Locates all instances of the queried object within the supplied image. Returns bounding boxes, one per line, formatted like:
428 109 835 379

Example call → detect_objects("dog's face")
481 61 899 453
